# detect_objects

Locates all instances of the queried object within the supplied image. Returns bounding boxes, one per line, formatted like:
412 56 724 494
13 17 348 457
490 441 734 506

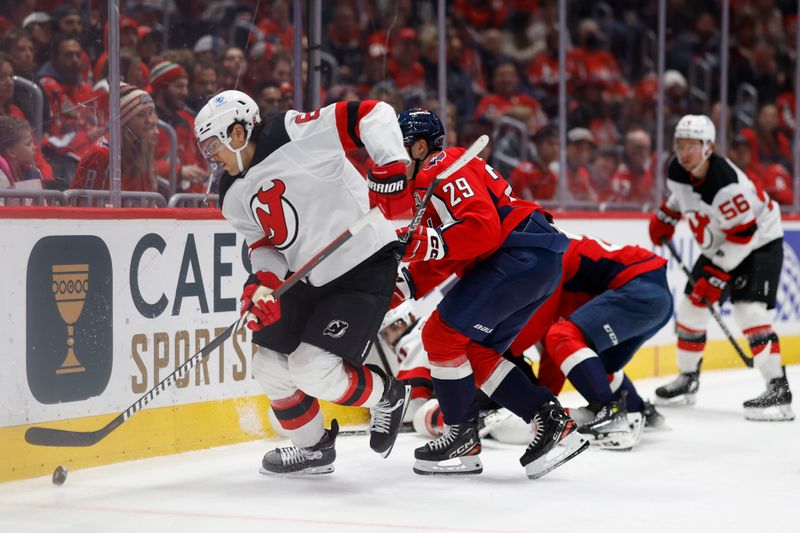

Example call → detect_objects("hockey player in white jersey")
649 114 794 421
194 91 413 475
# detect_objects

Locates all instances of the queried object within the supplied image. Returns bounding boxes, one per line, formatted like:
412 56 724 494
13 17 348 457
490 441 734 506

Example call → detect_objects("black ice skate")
642 400 666 429
654 370 700 406
413 420 483 475
260 419 339 476
743 371 795 422
578 400 637 450
520 400 589 480
367 365 411 458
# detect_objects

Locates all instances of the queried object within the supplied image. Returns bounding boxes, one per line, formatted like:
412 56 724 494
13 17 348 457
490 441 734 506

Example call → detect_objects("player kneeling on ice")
372 108 588 479
195 92 412 475
648 115 794 421
504 234 673 450
377 302 518 438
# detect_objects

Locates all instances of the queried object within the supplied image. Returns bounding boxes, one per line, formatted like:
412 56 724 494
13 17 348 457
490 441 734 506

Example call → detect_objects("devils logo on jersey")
250 179 299 250
323 319 349 338
687 211 713 249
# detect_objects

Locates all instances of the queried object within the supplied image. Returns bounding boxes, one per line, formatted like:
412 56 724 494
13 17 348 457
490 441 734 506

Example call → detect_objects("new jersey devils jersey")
510 234 667 353
407 148 546 296
665 154 783 272
220 100 409 286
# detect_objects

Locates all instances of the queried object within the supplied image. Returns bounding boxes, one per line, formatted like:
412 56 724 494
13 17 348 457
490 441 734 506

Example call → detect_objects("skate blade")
626 413 644 447
479 408 515 439
744 404 796 422
413 456 483 475
380 384 413 459
526 431 589 480
259 464 335 476
653 392 696 407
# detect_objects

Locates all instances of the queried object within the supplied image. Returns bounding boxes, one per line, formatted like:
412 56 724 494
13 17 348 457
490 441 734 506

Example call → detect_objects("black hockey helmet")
398 107 445 152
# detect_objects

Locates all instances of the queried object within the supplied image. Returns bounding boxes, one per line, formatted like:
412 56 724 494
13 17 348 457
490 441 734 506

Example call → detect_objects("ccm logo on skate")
448 438 477 458
324 320 349 338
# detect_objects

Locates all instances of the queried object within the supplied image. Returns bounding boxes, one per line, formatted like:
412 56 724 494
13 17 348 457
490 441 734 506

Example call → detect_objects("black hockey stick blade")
662 239 753 368
25 320 241 447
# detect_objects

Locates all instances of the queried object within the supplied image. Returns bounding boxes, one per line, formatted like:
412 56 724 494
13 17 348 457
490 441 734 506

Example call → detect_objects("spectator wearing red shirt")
729 134 793 206
149 61 208 193
609 128 655 204
71 84 159 192
738 103 793 168
388 28 426 90
474 60 546 132
453 0 509 30
567 19 629 102
509 124 558 201
186 61 219 115
37 33 103 179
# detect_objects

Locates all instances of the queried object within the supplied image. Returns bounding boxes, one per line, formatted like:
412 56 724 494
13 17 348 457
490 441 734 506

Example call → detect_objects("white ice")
1 366 798 533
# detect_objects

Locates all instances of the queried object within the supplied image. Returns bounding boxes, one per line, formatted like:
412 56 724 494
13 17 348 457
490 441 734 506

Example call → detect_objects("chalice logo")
51 264 89 374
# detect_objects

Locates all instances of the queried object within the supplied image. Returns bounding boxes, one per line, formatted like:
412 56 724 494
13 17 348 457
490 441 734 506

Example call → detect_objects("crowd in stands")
0 0 797 208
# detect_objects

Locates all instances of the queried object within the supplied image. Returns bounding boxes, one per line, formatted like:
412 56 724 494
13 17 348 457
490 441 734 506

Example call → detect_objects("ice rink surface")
1 366 798 533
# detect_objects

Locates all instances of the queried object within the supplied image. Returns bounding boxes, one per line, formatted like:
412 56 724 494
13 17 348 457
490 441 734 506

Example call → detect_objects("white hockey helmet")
379 301 415 340
674 114 715 171
195 90 261 173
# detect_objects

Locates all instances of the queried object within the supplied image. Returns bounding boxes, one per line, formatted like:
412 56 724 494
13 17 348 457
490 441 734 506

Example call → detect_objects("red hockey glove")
240 271 282 330
391 267 415 308
397 226 447 262
689 264 730 306
367 161 413 219
648 203 682 246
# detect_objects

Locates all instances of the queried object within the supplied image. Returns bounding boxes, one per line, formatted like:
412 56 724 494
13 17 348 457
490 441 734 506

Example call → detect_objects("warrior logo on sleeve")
250 179 299 250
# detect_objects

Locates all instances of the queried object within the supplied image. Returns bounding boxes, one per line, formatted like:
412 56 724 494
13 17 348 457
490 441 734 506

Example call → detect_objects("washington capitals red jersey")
510 234 667 353
407 147 547 297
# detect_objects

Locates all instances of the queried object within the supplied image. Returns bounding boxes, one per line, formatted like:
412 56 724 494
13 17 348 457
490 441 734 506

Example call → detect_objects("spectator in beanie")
71 84 159 192
149 61 208 192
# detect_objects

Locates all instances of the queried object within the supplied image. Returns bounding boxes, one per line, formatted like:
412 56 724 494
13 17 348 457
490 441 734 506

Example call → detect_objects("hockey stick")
25 208 386 447
402 134 490 241
662 239 753 368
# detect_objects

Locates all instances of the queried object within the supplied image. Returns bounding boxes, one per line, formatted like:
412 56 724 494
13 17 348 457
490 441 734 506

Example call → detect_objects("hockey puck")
52 465 67 486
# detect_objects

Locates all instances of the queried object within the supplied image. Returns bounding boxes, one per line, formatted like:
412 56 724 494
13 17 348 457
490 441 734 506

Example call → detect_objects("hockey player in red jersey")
377 108 588 479
649 114 794 421
194 91 412 475
507 234 672 448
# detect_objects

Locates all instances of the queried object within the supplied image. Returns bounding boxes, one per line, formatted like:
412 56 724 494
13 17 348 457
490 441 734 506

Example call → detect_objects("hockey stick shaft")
25 208 385 447
403 134 490 239
662 239 753 368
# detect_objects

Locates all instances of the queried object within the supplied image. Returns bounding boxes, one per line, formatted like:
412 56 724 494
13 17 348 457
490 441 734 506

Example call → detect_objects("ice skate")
654 371 700 406
642 400 666 429
743 372 795 422
413 420 483 475
260 419 339 476
520 400 589 480
367 365 411 458
578 400 637 450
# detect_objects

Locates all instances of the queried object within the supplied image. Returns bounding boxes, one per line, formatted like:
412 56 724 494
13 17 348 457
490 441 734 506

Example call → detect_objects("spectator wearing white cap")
22 12 53 66
193 35 225 65
564 127 598 202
